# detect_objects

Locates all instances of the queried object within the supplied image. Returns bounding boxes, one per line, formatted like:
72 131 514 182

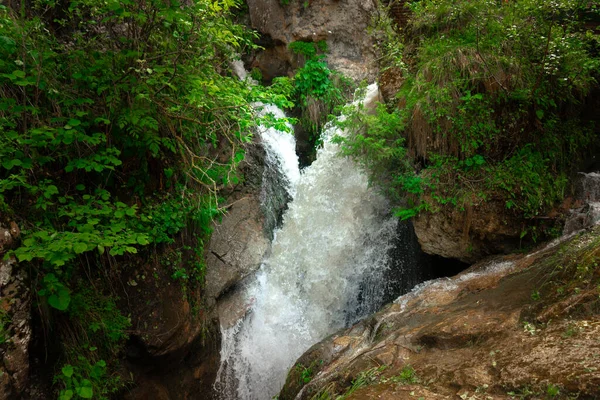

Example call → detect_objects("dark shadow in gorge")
347 219 470 326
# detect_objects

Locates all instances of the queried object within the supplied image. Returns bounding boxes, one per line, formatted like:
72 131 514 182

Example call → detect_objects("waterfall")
255 104 301 237
563 172 600 235
216 84 400 400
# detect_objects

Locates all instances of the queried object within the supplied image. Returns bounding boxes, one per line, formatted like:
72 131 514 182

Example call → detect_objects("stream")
214 85 408 399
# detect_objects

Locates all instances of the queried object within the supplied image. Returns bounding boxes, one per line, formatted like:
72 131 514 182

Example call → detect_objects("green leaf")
44 185 59 197
62 365 74 378
58 389 74 400
73 242 87 254
125 246 138 254
76 383 93 399
536 109 544 120
48 287 71 311
23 237 37 247
2 159 22 170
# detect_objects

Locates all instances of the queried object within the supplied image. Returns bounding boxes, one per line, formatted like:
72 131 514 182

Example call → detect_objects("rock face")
0 219 31 400
246 0 378 82
412 200 522 263
204 196 270 301
279 228 600 399
563 172 600 235
204 139 271 304
121 135 285 400
119 233 222 400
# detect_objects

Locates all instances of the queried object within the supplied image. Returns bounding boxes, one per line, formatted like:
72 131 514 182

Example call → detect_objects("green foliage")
339 0 599 235
295 359 323 385
250 67 263 82
288 41 352 153
546 384 561 397
289 40 328 59
334 102 410 201
0 0 293 397
69 287 130 347
55 356 121 400
53 286 130 399
369 1 406 72
535 227 600 317
39 274 71 311
0 309 10 345
391 365 420 385
310 365 420 400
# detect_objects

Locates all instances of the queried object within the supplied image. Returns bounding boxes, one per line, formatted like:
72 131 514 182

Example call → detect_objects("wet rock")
122 268 222 400
279 231 600 399
563 172 600 235
413 200 522 263
205 138 271 303
246 0 378 82
215 276 256 330
204 196 270 301
0 219 31 400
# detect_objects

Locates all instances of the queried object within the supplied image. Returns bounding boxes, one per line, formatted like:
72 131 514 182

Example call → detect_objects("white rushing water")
254 104 301 197
216 85 399 399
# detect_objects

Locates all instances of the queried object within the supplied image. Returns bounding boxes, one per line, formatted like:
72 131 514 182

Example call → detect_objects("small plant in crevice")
310 364 421 400
546 383 561 398
295 359 323 385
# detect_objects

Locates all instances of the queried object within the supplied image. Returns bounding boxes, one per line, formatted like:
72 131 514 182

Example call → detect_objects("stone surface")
412 199 522 263
117 140 269 399
563 172 600 235
119 239 223 400
204 138 271 303
279 231 600 400
204 196 270 301
246 0 378 83
0 219 31 400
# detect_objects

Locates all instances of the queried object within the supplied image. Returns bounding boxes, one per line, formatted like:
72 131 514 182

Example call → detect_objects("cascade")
563 172 600 234
215 85 409 399
255 104 301 237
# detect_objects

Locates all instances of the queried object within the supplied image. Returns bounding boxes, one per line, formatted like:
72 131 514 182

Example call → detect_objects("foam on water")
215 85 398 399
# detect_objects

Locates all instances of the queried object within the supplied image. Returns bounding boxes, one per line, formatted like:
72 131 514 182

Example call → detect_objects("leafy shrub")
288 41 352 154
0 0 292 397
339 0 599 234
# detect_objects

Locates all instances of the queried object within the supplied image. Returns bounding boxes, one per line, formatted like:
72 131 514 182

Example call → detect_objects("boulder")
412 200 522 263
278 229 600 400
246 0 378 82
204 138 271 303
563 172 600 235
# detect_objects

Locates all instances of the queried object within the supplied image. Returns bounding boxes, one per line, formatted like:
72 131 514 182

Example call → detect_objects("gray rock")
204 195 270 301
563 172 600 235
246 0 378 83
412 200 522 263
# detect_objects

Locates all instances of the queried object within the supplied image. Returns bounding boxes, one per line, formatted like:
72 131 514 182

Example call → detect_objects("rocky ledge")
279 226 600 400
